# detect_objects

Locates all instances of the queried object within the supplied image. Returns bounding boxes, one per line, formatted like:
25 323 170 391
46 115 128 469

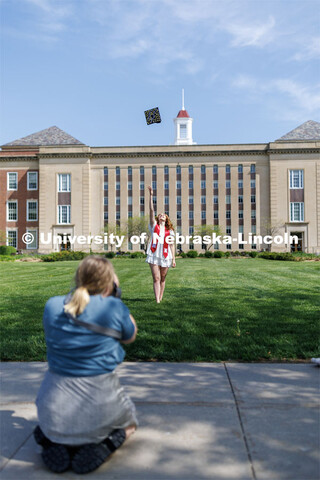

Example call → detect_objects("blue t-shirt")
43 294 135 377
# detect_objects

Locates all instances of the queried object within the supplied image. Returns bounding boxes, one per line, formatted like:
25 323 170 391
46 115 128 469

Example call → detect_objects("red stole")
151 224 170 258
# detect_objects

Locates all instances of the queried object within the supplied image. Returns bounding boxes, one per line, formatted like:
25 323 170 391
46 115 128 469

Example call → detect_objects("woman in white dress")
146 186 176 303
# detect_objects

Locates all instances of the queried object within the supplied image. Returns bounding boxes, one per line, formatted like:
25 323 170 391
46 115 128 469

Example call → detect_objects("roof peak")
276 120 320 141
177 109 190 118
2 126 85 147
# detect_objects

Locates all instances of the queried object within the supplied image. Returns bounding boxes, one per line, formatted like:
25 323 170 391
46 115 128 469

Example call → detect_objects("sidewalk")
0 362 319 480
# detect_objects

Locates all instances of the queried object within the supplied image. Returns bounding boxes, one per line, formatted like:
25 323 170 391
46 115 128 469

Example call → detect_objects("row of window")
105 195 257 206
108 164 257 176
7 229 37 249
6 172 38 191
105 179 257 191
6 200 38 221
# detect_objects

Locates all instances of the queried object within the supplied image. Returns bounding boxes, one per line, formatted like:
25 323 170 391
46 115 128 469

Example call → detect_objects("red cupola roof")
177 109 190 118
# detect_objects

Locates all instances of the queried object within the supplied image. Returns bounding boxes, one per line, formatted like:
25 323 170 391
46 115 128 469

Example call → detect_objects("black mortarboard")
144 107 161 125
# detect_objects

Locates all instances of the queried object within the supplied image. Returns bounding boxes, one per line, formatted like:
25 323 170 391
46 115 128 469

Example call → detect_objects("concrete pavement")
0 362 319 480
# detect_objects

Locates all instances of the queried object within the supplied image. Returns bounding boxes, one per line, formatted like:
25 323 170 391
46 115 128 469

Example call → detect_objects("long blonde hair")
64 256 114 317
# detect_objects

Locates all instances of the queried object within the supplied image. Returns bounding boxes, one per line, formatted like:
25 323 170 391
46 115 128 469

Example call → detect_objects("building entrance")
290 232 304 252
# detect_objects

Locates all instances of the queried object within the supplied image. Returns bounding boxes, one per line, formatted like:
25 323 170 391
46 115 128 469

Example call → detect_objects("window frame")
58 173 71 192
7 172 18 191
26 229 38 250
290 202 304 222
27 171 38 191
6 229 17 248
57 205 71 224
289 170 304 189
26 200 38 222
7 200 18 221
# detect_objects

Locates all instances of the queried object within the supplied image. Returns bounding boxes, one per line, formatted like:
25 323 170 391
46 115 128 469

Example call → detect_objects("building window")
213 195 218 204
226 243 231 250
104 182 108 191
128 166 132 175
226 181 230 189
226 210 231 219
250 164 255 173
289 170 304 189
201 180 206 189
176 165 181 174
164 196 169 205
189 211 194 220
164 181 169 190
140 197 145 205
27 200 38 221
238 180 243 189
164 166 169 175
238 195 243 203
201 211 206 219
189 180 193 189
7 230 17 248
189 165 193 174
239 244 244 250
239 210 243 219
152 181 156 190
201 196 206 204
251 210 256 219
116 182 120 191
180 124 187 139
251 224 256 234
128 241 133 250
128 181 132 190
140 181 144 190
189 226 194 235
238 164 243 173
226 165 230 174
189 196 194 204
176 181 181 190
7 201 18 221
128 211 132 218
226 226 231 235
213 165 218 174
104 167 108 175
251 244 257 250
27 172 38 190
152 197 157 205
7 172 18 190
239 225 244 233
58 174 71 192
250 180 256 189
213 181 218 190
290 202 304 222
213 211 219 219
226 195 231 204
116 167 120 175
26 229 37 249
104 197 108 205
152 166 156 175
201 165 206 174
128 197 132 205
116 197 120 205
58 205 71 224
140 166 144 175
116 212 121 220
177 196 181 204
251 195 255 203
104 212 108 220
177 211 181 220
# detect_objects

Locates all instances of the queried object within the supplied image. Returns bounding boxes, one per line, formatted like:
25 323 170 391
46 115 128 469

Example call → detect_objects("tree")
260 219 285 251
0 230 7 246
126 216 150 252
194 224 222 251
103 223 127 251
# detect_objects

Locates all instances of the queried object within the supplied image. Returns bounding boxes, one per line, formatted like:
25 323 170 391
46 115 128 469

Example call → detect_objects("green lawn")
0 258 319 362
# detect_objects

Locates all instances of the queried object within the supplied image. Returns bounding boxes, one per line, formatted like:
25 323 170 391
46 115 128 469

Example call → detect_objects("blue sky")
1 0 319 146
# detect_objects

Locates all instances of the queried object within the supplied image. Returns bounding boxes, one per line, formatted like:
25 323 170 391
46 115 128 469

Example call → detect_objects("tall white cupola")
174 89 196 145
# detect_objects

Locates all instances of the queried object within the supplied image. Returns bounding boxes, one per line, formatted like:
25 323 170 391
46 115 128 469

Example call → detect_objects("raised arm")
148 185 156 228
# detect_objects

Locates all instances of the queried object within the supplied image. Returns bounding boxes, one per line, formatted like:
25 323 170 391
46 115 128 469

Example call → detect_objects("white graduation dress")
145 224 174 268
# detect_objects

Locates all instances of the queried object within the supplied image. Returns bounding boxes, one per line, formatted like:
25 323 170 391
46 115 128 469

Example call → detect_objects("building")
1 108 320 254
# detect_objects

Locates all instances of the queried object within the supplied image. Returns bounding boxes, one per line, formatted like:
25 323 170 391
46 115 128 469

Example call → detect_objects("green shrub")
129 251 146 258
248 251 258 258
258 252 296 261
213 251 224 258
105 251 115 258
0 246 16 255
180 252 187 258
186 250 198 258
198 253 204 257
204 250 213 258
0 255 16 262
224 251 231 258
42 251 87 262
232 250 240 257
240 251 247 257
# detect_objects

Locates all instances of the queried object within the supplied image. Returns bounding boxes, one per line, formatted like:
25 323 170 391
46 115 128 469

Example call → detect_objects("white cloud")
293 36 320 61
226 16 276 48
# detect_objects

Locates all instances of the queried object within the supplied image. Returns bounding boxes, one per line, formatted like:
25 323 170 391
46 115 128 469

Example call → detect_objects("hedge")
0 246 16 255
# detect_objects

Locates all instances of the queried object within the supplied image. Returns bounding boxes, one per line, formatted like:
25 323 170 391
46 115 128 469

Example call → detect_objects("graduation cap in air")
144 107 161 125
